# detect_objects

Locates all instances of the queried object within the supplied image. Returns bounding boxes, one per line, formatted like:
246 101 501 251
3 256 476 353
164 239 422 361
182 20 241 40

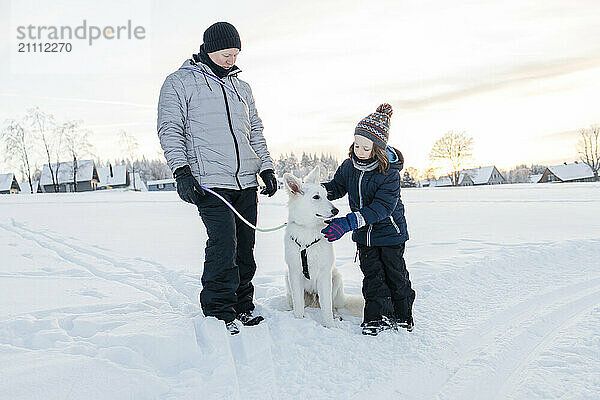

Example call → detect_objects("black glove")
174 166 205 204
259 169 277 197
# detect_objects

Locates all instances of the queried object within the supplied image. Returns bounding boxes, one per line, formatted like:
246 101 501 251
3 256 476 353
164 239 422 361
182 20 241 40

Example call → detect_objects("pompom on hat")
354 103 393 149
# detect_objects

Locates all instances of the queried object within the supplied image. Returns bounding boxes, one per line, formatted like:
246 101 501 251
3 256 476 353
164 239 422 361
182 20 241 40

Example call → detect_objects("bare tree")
26 107 63 192
120 130 140 190
529 164 547 175
61 120 94 192
148 158 172 181
1 119 35 193
429 131 474 186
506 164 530 183
423 167 437 180
577 125 599 181
405 166 421 183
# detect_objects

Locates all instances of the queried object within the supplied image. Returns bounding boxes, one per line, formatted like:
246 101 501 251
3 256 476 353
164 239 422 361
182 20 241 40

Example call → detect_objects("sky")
1 0 599 176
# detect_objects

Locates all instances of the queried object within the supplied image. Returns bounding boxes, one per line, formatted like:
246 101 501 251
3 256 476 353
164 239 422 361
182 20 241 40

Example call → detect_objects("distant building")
433 176 453 187
540 162 595 183
147 178 176 191
458 173 474 186
0 173 20 194
18 180 41 194
529 174 543 184
40 160 99 192
127 172 147 191
97 165 148 191
417 178 436 188
460 166 506 185
97 164 130 190
419 165 506 188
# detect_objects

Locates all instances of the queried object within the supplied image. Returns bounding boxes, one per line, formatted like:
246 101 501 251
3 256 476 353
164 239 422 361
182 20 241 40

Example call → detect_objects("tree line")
3 107 597 193
0 107 156 192
1 107 94 193
424 127 599 185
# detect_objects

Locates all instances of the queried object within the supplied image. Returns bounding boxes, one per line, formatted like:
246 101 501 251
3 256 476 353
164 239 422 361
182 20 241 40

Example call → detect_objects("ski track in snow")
2 219 197 313
1 186 600 399
496 303 600 400
434 277 600 399
368 238 600 400
0 218 280 400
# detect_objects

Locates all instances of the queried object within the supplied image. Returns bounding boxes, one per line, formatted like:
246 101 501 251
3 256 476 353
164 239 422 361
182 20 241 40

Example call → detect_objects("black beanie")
202 22 241 53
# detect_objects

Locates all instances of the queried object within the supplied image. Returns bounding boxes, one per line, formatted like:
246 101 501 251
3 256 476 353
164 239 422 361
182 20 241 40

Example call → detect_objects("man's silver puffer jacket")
157 56 274 190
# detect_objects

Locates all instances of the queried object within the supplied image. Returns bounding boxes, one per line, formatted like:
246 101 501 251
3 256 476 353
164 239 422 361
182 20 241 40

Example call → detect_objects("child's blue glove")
321 213 359 242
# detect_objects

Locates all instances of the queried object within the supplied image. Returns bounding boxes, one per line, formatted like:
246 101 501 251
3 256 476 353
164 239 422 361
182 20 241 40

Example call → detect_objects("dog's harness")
290 236 322 280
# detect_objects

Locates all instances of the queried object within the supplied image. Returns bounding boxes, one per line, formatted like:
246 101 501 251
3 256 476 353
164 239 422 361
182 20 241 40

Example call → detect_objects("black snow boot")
226 320 240 335
236 310 264 326
396 315 414 332
361 316 396 336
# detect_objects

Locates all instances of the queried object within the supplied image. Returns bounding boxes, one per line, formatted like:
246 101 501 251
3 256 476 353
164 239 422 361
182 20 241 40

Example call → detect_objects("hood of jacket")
350 146 405 173
193 49 241 78
182 54 241 79
386 146 404 173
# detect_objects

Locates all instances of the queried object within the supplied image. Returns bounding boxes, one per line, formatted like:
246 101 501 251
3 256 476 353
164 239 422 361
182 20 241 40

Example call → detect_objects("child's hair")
348 142 390 173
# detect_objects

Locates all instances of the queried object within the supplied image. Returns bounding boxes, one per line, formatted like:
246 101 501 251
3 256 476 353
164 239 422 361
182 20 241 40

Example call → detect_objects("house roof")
529 174 543 183
97 164 128 187
460 166 497 185
458 173 473 185
40 160 98 186
547 163 594 181
127 172 147 191
147 178 176 186
417 178 436 186
18 180 39 193
434 176 453 187
0 173 18 191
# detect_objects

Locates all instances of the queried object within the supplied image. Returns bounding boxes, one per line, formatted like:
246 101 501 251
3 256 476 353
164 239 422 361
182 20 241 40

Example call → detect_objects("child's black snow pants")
196 187 258 323
357 243 415 324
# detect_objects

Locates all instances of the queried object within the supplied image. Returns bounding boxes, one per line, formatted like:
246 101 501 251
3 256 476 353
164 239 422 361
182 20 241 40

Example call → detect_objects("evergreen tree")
401 170 416 188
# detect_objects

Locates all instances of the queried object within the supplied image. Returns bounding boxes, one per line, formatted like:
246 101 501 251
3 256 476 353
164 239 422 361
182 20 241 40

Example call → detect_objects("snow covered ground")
1 183 599 399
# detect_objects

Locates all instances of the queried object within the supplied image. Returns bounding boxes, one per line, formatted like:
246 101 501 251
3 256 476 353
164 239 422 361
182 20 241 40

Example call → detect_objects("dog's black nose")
332 208 339 216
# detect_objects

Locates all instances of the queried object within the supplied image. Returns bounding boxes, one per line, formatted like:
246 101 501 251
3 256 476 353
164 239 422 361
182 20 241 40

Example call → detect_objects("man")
157 22 277 335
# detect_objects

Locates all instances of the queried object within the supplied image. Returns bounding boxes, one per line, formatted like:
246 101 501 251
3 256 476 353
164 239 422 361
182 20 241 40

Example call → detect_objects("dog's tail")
344 294 365 318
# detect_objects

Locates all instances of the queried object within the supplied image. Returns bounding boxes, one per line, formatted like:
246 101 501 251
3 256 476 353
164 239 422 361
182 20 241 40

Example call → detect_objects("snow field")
1 183 599 399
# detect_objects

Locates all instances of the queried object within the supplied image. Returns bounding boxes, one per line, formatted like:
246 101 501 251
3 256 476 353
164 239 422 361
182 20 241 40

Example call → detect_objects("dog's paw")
293 310 304 319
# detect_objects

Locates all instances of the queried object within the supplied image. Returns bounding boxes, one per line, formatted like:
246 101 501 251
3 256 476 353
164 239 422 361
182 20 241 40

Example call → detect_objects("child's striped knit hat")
354 103 393 149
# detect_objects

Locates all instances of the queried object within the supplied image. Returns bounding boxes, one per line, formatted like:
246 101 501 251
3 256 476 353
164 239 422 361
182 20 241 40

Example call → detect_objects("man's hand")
260 169 277 197
174 166 205 204
321 213 359 242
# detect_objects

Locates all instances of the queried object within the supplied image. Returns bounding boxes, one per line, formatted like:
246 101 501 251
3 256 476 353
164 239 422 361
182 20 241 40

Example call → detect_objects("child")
321 103 415 336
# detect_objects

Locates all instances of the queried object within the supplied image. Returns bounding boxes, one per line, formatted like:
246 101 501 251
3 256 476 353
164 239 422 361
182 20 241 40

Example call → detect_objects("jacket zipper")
220 85 242 189
358 171 365 208
358 170 372 246
389 215 401 233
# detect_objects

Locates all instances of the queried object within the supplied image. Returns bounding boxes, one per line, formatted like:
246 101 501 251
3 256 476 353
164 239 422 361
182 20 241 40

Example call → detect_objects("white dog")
283 167 363 327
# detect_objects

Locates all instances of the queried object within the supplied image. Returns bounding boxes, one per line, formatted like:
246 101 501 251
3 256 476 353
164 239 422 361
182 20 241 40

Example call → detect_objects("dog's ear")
303 166 321 184
283 173 303 195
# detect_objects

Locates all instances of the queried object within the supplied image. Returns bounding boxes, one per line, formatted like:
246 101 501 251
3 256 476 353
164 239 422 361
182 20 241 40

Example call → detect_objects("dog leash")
199 185 288 233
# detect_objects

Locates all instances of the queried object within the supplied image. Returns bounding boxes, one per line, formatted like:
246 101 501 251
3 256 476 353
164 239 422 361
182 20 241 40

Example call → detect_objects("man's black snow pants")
196 187 258 323
357 243 415 324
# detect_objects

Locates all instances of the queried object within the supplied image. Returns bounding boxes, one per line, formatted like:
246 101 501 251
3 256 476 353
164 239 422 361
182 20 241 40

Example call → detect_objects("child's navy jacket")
323 147 409 246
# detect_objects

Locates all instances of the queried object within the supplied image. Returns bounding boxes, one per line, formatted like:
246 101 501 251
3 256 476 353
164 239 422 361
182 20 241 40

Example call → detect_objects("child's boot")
361 316 396 336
